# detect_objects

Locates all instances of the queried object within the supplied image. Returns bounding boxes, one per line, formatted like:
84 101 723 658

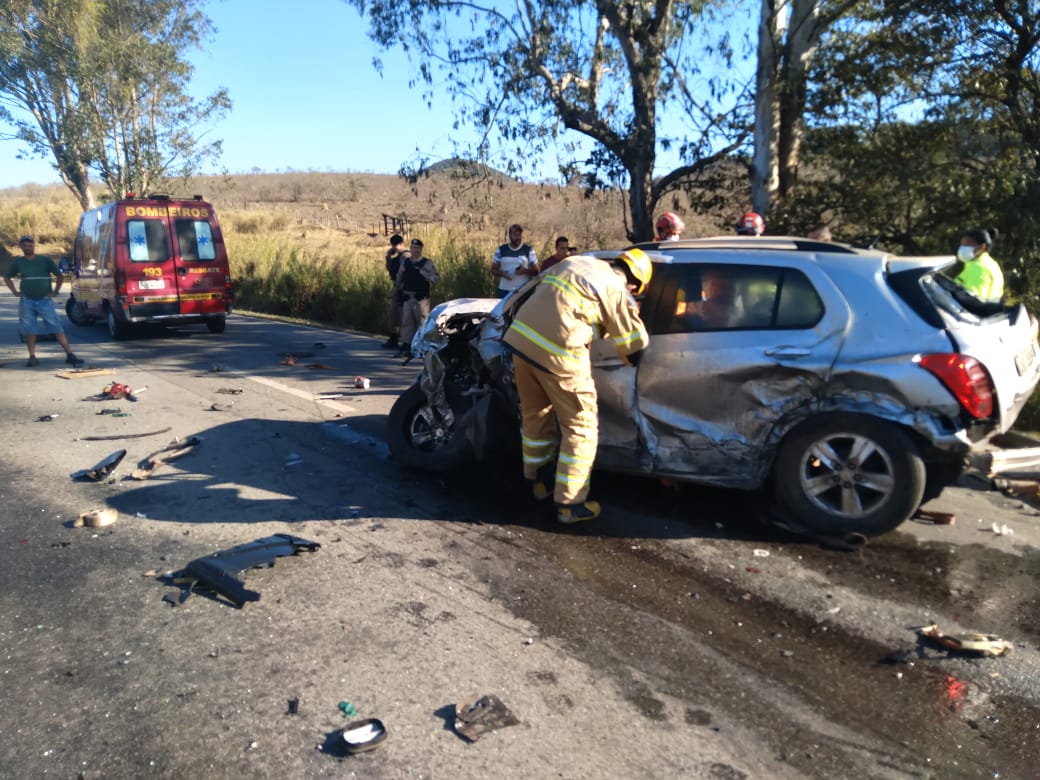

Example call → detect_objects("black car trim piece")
172 534 321 607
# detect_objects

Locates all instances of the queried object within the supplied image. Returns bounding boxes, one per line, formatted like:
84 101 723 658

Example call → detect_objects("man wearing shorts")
5 236 84 367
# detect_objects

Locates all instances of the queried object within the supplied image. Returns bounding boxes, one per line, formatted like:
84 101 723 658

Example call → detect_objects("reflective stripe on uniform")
544 274 599 324
613 328 644 347
509 319 581 361
522 434 555 448
558 451 595 467
522 434 556 467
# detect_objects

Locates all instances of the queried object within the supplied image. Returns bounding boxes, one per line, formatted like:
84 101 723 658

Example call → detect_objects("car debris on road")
918 623 1013 657
70 449 127 481
72 508 118 528
130 436 202 480
160 534 321 608
453 693 519 742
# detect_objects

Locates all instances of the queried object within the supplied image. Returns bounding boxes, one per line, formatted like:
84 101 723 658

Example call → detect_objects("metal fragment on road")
453 693 519 742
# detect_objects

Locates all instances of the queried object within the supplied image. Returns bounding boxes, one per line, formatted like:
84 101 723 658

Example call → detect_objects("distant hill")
422 157 511 182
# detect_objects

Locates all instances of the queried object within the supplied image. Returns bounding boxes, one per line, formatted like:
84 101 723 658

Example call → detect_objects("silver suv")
387 237 1040 536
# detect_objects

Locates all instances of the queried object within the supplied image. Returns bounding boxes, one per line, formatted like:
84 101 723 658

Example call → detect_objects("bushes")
226 228 499 334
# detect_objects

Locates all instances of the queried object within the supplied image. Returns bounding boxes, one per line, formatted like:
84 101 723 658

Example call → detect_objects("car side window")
775 269 824 328
659 264 823 333
127 219 170 263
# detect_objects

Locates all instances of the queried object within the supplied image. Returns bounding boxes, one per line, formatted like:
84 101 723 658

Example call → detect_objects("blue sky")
0 0 749 190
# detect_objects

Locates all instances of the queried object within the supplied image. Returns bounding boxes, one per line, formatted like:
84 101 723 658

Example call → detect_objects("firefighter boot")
530 461 555 501
382 335 399 350
556 501 602 524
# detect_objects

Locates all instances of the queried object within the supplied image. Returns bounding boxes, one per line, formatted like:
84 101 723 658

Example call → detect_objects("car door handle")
764 346 811 359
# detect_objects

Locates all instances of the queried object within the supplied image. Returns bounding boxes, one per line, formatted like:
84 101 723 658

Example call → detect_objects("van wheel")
206 317 226 334
65 296 94 326
107 309 131 340
773 414 925 537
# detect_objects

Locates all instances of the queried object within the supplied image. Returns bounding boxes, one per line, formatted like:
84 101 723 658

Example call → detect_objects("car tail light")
918 353 994 419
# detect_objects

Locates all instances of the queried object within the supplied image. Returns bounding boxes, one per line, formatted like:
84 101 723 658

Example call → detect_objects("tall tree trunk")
628 155 654 243
752 0 782 218
777 0 823 201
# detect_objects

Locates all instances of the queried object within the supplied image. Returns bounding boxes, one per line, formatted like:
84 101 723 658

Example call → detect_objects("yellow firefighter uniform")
503 255 650 506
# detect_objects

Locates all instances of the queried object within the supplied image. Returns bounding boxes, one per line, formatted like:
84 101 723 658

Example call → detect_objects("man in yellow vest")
952 228 1003 304
503 249 652 524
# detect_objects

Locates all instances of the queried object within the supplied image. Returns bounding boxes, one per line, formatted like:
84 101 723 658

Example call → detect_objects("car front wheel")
773 414 925 537
387 382 474 472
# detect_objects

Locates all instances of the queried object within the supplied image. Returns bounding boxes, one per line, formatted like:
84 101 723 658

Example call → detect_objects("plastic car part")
70 449 128 481
340 718 388 753
170 534 320 607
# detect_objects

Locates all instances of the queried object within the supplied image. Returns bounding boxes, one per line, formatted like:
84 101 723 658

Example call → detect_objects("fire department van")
66 194 233 339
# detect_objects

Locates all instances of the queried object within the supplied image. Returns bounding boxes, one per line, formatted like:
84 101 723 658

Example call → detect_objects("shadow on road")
96 411 801 547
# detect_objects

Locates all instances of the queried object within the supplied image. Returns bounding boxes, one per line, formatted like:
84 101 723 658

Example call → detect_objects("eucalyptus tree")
347 0 751 241
0 0 230 208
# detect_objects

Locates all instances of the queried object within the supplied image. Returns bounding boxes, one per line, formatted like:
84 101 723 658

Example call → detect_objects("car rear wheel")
206 317 226 334
387 382 474 472
773 414 925 537
107 308 131 340
65 296 94 326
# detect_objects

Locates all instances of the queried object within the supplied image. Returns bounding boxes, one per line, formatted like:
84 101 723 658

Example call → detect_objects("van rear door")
124 211 179 318
170 205 229 316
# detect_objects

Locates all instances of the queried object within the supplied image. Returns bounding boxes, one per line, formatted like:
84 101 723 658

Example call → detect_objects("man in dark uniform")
382 234 408 349
394 238 440 358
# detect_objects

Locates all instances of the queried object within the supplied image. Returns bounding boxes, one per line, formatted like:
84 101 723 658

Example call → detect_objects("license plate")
138 279 165 290
1015 342 1036 375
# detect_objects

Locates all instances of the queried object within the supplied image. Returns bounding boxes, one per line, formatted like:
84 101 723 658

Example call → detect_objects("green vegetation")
227 229 496 335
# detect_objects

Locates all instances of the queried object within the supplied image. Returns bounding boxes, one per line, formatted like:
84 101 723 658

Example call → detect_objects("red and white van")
66 194 233 339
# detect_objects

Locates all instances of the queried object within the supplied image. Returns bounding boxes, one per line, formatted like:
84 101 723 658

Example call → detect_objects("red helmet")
736 212 765 235
736 214 769 235
655 211 685 239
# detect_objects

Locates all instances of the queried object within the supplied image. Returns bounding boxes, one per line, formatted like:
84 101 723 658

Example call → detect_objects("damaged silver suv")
387 237 1040 537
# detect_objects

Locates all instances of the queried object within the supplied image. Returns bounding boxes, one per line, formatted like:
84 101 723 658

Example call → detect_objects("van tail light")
116 274 127 297
918 353 994 419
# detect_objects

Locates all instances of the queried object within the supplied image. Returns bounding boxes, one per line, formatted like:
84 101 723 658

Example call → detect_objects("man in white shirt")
491 224 539 298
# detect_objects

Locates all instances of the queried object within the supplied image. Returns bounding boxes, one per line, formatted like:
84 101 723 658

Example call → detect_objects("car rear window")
127 219 170 263
647 264 824 334
175 219 216 261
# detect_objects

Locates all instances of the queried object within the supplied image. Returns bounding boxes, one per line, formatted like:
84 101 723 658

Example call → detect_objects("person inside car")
678 268 741 330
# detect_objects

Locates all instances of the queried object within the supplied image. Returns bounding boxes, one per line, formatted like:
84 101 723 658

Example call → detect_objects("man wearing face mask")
950 228 1004 304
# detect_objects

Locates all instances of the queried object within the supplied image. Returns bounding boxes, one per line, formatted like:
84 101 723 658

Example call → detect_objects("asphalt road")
1 296 1038 779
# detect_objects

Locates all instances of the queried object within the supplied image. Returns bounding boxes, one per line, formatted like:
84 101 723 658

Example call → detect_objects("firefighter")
503 249 652 524
655 212 685 241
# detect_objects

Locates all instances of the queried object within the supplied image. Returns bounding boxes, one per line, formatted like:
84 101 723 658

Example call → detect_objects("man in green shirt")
4 236 84 367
